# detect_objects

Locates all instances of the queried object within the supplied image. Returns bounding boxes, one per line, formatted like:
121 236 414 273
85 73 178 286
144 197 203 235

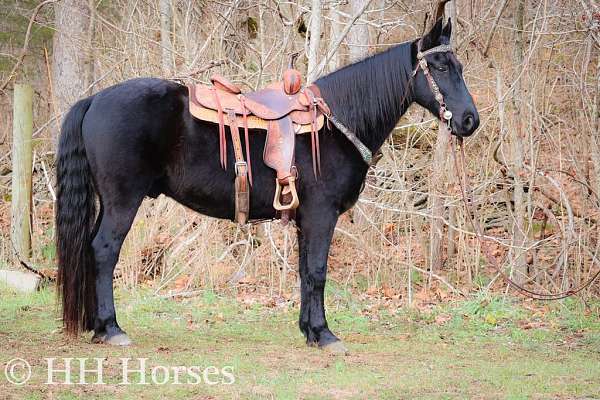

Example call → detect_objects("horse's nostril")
464 115 474 130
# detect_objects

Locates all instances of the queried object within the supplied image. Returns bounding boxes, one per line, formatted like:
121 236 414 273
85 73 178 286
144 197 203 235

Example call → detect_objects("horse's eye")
434 64 448 72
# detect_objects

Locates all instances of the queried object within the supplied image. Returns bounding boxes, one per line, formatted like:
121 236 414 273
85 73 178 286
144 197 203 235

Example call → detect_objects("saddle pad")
189 101 324 134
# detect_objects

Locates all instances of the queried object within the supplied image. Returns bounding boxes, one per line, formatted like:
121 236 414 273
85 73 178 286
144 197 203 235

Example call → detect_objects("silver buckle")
234 161 247 176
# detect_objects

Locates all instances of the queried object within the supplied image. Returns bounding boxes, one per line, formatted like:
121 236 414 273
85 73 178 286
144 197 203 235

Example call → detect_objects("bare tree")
307 0 323 83
52 0 92 124
327 2 342 71
428 0 455 277
3 0 599 301
223 0 251 69
509 0 528 284
348 0 370 62
159 0 173 75
310 0 373 80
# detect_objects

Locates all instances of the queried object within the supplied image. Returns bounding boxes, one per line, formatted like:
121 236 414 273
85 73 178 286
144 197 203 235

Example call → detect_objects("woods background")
0 0 599 306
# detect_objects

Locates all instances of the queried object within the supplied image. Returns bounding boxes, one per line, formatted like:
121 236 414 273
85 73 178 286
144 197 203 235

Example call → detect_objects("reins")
449 133 600 300
326 38 599 299
414 39 600 300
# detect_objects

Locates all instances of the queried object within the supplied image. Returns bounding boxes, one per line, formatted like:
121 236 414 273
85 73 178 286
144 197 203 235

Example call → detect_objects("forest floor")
1 283 599 400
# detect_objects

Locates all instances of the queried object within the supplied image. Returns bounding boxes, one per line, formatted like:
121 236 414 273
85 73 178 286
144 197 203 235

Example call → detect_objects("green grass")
1 283 599 399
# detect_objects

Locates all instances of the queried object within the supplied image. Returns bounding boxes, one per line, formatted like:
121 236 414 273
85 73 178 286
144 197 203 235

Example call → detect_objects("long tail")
55 96 97 336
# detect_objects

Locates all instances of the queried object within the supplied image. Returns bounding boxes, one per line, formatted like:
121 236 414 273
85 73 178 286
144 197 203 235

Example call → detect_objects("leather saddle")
188 70 331 224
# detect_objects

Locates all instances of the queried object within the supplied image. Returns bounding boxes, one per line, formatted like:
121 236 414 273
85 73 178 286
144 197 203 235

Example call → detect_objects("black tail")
55 96 97 336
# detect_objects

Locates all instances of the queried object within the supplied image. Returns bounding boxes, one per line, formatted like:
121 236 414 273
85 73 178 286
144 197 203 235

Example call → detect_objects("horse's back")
83 77 185 152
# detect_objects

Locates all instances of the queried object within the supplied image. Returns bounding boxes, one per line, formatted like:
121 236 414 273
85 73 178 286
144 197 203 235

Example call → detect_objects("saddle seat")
187 70 330 224
191 73 323 125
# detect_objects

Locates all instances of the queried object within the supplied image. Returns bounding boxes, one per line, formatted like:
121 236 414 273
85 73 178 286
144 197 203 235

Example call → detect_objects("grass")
1 283 599 399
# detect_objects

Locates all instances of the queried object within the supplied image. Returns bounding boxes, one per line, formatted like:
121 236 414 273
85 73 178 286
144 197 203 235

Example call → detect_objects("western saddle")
188 69 331 224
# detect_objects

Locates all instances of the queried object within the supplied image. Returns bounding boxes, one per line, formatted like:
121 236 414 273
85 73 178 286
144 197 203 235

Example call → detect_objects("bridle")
412 41 600 300
325 40 457 167
326 38 598 299
412 40 455 133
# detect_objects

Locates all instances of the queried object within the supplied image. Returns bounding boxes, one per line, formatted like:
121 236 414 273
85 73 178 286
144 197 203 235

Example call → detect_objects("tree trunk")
588 47 600 205
84 0 96 94
428 1 456 277
223 0 249 69
159 0 173 75
52 0 92 125
327 3 341 71
348 0 370 62
428 123 451 278
510 0 528 284
445 0 456 46
307 0 323 83
444 0 457 259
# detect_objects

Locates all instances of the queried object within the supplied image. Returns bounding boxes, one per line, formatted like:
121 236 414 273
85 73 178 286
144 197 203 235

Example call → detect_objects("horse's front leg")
297 204 348 354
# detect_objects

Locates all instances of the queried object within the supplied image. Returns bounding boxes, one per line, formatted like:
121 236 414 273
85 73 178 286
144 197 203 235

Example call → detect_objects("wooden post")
11 84 33 260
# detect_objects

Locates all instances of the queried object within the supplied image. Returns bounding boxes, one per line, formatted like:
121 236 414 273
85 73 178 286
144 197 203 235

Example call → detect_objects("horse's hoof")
321 341 349 355
91 333 106 344
105 333 132 346
92 332 132 346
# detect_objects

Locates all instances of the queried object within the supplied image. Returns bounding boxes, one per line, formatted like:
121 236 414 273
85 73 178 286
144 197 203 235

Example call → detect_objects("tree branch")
0 0 58 92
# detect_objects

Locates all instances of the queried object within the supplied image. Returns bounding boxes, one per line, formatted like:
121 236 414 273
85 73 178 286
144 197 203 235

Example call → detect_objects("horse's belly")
161 173 277 221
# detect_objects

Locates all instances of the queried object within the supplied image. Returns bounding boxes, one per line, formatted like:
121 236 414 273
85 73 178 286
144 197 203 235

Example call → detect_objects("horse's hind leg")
91 194 144 346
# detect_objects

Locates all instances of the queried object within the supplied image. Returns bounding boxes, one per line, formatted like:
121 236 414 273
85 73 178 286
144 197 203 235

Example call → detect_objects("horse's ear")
421 18 443 50
442 19 452 40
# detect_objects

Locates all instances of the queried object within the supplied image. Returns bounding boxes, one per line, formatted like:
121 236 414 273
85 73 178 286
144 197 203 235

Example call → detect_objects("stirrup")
273 176 299 211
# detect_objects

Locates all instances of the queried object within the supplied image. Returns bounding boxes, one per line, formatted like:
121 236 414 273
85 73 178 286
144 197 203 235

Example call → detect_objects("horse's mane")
315 41 415 145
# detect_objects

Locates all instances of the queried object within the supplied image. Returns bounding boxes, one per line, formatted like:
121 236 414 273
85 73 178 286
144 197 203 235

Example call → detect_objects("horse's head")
412 19 479 137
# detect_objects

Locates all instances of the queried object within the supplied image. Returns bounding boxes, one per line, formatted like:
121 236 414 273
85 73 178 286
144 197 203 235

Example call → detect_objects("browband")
417 43 453 59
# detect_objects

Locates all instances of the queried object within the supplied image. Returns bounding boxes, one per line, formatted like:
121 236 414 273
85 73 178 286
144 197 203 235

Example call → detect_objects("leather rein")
416 40 600 300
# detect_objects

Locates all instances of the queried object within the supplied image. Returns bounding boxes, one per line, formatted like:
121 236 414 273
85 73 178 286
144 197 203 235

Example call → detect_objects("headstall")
412 41 455 132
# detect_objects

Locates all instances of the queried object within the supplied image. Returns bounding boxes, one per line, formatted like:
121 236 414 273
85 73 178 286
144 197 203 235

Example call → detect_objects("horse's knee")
307 266 327 290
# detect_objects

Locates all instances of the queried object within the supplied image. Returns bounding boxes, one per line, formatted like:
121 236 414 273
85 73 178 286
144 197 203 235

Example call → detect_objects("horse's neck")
316 42 415 153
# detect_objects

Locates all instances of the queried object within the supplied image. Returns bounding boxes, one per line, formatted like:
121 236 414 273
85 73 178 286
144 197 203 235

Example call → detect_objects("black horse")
56 19 478 353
